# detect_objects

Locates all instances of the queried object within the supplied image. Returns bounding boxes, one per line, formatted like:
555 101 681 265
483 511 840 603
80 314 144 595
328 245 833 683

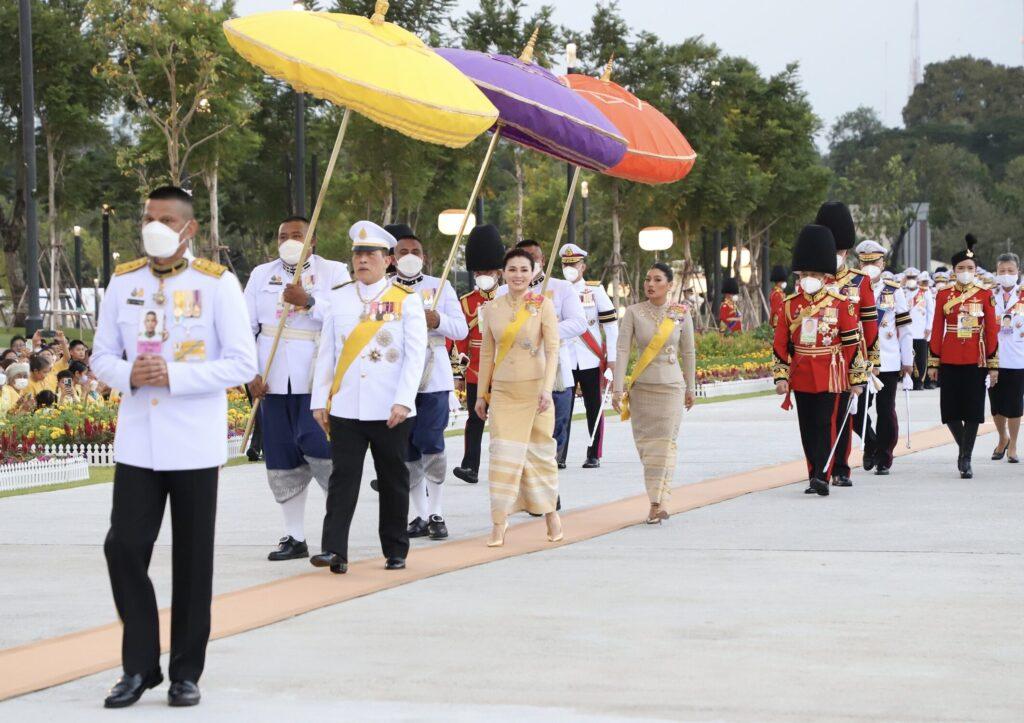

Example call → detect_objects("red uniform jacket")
719 296 742 333
831 268 879 365
455 288 495 384
928 284 999 368
773 289 866 393
769 286 785 327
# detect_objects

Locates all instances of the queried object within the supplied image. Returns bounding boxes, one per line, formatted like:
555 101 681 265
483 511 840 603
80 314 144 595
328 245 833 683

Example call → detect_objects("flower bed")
695 330 773 384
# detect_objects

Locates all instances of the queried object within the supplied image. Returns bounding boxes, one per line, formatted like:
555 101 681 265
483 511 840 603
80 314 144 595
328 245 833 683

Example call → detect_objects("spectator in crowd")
27 354 56 397
1 349 17 363
56 370 78 405
3 362 33 415
34 389 57 409
10 335 28 359
68 339 90 365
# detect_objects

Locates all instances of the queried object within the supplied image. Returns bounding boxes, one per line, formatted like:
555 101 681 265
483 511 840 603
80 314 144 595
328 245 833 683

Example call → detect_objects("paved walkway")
1 391 1021 720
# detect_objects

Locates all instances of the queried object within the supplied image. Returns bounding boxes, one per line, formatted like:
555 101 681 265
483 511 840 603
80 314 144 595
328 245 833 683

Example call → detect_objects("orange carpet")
0 422 984 701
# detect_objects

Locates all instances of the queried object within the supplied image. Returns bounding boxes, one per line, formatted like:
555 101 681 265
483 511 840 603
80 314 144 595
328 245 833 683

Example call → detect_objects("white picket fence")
0 456 90 494
696 376 774 398
36 436 248 468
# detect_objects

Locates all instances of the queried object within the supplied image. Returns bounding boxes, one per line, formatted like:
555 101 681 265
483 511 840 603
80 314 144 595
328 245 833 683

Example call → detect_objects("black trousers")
561 367 605 462
323 416 412 562
794 391 841 481
854 371 901 468
104 463 218 682
460 382 484 472
912 339 929 389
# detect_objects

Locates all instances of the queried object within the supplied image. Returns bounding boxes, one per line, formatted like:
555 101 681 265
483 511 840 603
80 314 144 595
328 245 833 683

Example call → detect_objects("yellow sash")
621 316 675 421
494 305 531 371
325 285 409 419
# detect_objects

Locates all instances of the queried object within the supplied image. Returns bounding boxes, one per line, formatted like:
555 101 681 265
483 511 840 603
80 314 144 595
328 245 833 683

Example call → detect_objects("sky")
235 0 1024 142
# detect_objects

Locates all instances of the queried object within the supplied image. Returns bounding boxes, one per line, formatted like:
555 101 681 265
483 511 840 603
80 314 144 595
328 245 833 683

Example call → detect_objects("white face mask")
996 274 1019 288
396 254 423 278
956 271 975 286
532 262 543 280
475 274 496 292
278 239 305 266
13 378 28 390
800 276 823 295
780 281 787 290
905 279 918 289
862 265 881 280
836 254 846 270
89 379 99 392
562 265 580 283
141 221 187 259
0 373 6 387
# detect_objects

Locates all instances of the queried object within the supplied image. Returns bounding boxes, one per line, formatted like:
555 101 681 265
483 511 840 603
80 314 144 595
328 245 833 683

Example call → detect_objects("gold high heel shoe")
545 513 563 542
646 503 670 525
487 521 509 547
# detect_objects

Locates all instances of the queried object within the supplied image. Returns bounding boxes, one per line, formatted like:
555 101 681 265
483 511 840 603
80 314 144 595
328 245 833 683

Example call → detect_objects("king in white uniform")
244 215 350 561
310 221 427 573
386 224 468 541
94 186 257 709
558 243 618 468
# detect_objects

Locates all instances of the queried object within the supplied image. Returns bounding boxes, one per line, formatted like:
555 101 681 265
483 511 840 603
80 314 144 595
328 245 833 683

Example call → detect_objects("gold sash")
494 305 531 371
325 285 409 419
621 316 675 421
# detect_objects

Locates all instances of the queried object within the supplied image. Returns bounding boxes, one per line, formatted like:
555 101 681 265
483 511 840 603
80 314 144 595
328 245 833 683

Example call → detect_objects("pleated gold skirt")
487 379 559 523
628 381 684 504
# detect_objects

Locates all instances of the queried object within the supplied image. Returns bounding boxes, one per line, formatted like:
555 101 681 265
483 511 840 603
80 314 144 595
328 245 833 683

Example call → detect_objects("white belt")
260 324 320 342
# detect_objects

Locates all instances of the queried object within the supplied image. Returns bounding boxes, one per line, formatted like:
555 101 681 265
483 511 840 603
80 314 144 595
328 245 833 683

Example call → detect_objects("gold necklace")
643 300 669 324
356 281 388 305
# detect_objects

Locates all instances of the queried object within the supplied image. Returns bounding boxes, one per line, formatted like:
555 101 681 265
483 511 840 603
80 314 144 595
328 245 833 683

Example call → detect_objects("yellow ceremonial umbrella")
224 1 498 447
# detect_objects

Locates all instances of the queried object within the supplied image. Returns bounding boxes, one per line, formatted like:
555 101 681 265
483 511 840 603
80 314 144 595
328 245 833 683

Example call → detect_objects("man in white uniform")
310 222 427 573
990 252 1024 462
498 239 587 472
94 186 257 708
855 241 914 474
558 243 618 469
386 223 468 540
245 216 350 561
903 266 935 390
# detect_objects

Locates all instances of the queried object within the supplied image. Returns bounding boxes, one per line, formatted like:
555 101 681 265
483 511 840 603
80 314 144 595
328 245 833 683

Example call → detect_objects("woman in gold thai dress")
474 249 562 546
612 262 697 524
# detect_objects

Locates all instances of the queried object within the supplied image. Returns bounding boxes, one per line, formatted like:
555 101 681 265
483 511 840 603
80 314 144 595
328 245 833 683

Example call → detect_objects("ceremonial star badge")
369 348 383 362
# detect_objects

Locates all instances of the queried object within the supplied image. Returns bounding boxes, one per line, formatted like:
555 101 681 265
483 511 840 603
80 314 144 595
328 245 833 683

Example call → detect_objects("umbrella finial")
519 25 540 64
371 0 389 25
601 54 615 81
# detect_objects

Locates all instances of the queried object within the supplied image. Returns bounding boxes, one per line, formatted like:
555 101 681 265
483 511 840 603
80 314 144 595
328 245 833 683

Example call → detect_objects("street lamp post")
18 0 42 335
580 181 589 249
565 43 578 250
73 225 83 329
101 204 112 287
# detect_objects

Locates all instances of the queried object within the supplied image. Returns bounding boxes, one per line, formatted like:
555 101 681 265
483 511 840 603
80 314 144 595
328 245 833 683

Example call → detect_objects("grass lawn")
0 326 95 349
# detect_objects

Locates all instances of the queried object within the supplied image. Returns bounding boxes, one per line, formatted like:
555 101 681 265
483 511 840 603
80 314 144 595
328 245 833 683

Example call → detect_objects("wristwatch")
303 295 315 310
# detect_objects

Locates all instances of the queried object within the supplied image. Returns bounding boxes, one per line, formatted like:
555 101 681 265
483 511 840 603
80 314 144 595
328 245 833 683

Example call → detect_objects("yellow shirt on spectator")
27 376 58 397
0 385 22 416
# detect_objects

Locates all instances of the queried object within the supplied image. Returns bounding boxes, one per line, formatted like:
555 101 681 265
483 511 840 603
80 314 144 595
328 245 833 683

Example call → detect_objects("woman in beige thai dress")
475 248 563 546
612 262 697 524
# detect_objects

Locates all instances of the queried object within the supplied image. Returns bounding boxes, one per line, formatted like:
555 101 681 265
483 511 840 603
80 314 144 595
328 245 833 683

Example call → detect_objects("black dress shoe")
863 451 876 471
246 449 261 462
427 514 448 540
452 467 478 484
992 443 1009 461
582 457 600 469
874 466 890 476
267 535 309 561
557 461 567 470
961 462 973 479
385 557 406 570
104 670 163 708
804 485 817 494
832 475 853 487
408 517 430 538
809 478 829 496
167 680 201 707
310 552 347 574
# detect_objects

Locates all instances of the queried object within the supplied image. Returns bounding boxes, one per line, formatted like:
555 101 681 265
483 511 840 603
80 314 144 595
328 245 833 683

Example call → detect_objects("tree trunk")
206 156 220 262
611 179 622 309
513 147 524 241
1 158 27 326
45 125 60 328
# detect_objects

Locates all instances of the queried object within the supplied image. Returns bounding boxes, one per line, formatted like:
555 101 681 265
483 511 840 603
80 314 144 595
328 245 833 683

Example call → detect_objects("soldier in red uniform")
769 265 788 327
719 277 742 333
815 201 878 487
927 234 1000 478
452 224 505 485
774 225 867 496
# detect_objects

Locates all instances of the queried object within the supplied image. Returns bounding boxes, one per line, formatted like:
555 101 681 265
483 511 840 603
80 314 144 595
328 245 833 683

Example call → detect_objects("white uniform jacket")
566 278 618 370
396 274 468 393
906 287 935 341
994 285 1024 369
874 281 914 373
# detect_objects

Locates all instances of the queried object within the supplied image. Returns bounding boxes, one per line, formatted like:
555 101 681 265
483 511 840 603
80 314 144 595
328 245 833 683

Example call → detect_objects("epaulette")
586 280 601 287
331 280 354 291
783 291 801 301
390 280 414 294
191 258 227 278
827 289 846 301
113 257 147 276
459 289 476 301
883 279 899 288
847 268 867 276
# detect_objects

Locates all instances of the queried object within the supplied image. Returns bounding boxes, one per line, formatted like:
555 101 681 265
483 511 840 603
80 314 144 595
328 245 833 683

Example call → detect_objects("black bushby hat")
466 224 506 272
792 224 837 274
951 233 979 267
814 201 856 250
721 277 739 295
934 265 949 274
770 264 788 283
384 223 418 242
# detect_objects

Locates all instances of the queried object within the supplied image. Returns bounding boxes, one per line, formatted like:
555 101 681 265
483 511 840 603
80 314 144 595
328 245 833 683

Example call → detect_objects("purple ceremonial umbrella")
434 43 627 171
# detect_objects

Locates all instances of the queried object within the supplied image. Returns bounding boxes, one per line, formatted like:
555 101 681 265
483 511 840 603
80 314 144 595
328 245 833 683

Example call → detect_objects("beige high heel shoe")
646 503 670 524
487 521 509 547
545 512 563 542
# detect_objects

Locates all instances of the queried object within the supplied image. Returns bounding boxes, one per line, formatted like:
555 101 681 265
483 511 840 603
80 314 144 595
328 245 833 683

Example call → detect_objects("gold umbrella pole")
241 107 353 450
540 165 582 295
431 126 503 310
